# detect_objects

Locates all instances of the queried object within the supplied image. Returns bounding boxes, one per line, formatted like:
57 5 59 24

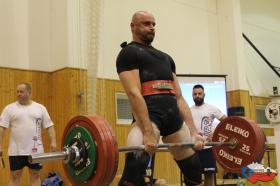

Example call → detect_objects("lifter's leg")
162 124 202 186
204 172 216 186
198 148 217 186
118 151 150 186
118 123 160 186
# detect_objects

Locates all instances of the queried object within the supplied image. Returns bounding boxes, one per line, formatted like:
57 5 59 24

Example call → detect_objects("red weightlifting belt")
141 80 176 96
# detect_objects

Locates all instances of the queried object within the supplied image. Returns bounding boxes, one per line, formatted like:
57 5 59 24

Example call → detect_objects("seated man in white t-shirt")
190 84 227 186
0 83 57 186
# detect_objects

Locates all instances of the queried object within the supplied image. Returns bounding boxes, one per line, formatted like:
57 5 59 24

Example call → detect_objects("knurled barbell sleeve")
29 151 69 164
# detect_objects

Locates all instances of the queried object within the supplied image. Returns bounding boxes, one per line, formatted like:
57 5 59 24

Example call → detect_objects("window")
115 92 133 125
256 105 270 124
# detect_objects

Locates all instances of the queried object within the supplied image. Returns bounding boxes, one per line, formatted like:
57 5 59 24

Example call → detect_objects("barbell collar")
69 145 80 163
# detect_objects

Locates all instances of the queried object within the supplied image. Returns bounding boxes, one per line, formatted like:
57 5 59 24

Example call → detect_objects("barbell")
28 115 266 186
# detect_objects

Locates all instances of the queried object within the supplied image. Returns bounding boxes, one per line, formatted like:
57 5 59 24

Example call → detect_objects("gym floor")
112 177 238 186
153 179 238 186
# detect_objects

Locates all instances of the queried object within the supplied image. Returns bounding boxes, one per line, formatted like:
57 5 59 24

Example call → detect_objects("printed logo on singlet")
32 118 42 153
200 115 214 136
36 118 42 144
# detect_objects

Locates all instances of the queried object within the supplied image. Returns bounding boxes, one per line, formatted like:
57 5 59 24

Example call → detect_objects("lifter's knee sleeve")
175 153 202 186
118 152 150 186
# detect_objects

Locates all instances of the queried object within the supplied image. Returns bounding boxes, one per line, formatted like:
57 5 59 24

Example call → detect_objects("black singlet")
116 42 183 136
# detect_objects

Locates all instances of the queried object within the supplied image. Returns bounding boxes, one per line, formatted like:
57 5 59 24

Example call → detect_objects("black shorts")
9 156 42 171
144 94 183 136
197 148 216 173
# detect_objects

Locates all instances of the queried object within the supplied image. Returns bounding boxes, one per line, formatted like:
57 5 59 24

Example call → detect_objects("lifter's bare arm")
46 125 57 152
172 73 205 149
118 69 157 153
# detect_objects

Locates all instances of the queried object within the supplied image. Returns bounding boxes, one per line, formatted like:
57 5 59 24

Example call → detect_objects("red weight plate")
258 130 266 162
246 118 266 163
106 124 119 185
212 116 260 173
244 118 262 162
90 116 118 185
88 116 118 186
88 115 118 185
90 116 112 185
92 116 119 185
253 121 266 162
62 115 109 186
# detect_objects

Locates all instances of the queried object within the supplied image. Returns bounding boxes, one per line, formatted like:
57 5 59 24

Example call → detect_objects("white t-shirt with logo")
190 103 224 148
0 101 53 156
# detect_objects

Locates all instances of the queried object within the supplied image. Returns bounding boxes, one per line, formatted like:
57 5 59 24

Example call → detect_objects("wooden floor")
153 179 238 186
111 176 239 186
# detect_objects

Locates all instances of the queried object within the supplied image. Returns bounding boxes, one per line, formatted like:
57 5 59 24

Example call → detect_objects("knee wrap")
118 152 150 186
175 153 202 186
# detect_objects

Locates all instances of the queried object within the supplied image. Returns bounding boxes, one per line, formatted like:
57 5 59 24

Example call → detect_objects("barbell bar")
28 115 266 186
29 141 237 164
119 141 237 152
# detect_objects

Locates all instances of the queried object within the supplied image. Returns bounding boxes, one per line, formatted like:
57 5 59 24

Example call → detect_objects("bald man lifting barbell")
116 10 206 186
27 10 266 186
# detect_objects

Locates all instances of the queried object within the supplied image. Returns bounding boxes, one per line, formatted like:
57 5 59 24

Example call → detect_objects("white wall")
216 0 248 91
0 0 29 69
0 0 68 71
1 0 279 96
97 0 280 96
97 0 222 79
28 0 51 70
240 0 280 96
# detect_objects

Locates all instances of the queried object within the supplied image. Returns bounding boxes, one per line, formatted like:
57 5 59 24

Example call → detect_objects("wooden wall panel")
227 90 251 118
96 79 181 185
0 67 87 186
